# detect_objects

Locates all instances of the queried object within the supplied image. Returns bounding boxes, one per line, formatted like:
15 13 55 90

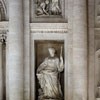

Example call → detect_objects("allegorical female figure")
36 47 64 100
50 0 61 15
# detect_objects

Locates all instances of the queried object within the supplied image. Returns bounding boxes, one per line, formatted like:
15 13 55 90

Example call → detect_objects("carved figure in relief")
36 0 61 16
36 0 50 15
50 0 61 15
36 47 64 100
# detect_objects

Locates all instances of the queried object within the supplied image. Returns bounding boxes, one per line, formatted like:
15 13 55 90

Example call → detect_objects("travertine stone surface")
73 1 87 100
23 0 30 100
0 42 3 100
67 0 73 99
88 0 95 100
7 0 24 100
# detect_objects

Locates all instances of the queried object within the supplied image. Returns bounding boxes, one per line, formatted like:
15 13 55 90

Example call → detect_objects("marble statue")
36 47 64 100
36 0 61 16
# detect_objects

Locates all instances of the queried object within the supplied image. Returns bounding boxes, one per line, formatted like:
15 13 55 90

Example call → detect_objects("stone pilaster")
0 42 3 100
23 0 30 100
7 0 24 100
73 0 87 100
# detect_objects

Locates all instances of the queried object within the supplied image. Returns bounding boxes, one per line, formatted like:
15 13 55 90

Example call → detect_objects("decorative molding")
31 30 67 33
0 21 8 30
30 23 68 33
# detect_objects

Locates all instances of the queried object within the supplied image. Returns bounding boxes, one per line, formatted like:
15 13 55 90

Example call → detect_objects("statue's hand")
60 55 63 62
60 55 64 68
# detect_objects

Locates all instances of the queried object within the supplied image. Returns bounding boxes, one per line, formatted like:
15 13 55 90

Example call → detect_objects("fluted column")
0 42 3 100
73 0 87 100
7 0 24 100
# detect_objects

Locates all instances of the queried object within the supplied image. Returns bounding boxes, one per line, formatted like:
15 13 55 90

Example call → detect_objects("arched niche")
0 0 7 21
95 49 100 99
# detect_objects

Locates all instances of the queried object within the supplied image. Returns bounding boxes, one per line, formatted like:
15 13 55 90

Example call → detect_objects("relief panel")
35 0 62 16
30 0 67 22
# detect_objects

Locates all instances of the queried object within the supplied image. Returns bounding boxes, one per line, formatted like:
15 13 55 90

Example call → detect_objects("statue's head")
45 0 49 4
48 47 55 57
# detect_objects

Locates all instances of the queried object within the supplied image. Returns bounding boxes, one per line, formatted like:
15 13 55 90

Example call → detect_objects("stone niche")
30 23 68 100
0 0 8 21
95 49 100 100
30 0 68 22
35 40 64 100
95 0 100 27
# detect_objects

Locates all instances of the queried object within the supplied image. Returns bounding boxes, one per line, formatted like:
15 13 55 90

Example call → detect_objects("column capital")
0 30 7 44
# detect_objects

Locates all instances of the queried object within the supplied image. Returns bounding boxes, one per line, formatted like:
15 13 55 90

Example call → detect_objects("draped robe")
37 57 64 99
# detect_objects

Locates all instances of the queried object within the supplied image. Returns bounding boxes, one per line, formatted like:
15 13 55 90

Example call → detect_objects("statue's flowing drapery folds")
37 54 64 100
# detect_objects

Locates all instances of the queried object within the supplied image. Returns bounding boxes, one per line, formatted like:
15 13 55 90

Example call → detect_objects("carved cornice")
30 23 68 33
31 30 67 33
